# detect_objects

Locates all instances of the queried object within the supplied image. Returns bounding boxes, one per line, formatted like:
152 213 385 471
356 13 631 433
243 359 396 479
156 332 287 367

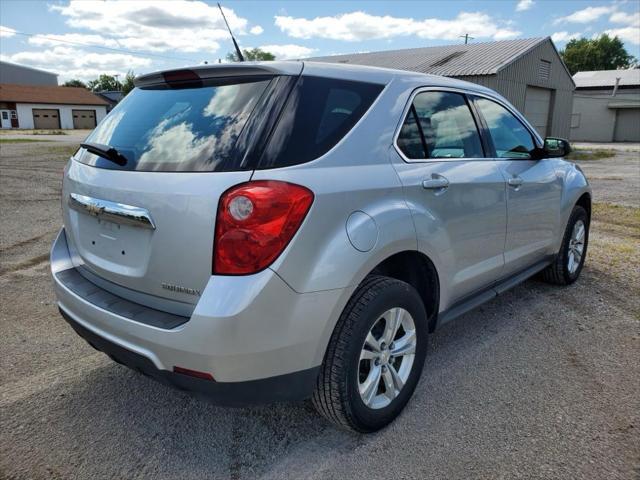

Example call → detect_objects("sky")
0 0 639 83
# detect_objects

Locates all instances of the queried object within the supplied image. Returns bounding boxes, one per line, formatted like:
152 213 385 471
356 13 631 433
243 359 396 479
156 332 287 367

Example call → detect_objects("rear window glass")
258 76 384 168
76 78 271 172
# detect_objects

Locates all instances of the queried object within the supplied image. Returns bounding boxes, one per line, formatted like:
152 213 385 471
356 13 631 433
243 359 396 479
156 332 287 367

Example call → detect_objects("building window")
10 111 17 119
539 60 551 81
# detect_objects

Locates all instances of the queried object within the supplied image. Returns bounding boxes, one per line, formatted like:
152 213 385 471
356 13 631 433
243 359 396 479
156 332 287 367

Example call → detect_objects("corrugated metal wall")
0 62 58 86
452 39 574 138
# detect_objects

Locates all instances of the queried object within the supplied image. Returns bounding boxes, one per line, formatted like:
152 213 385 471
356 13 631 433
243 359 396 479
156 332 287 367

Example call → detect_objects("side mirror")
543 137 571 158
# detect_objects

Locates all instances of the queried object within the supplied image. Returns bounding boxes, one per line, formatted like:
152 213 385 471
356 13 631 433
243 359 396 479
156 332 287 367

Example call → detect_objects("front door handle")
422 175 449 190
507 176 524 188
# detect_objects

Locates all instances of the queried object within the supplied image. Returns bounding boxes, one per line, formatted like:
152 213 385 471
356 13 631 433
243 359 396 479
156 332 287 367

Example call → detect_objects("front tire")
312 275 428 432
542 205 589 285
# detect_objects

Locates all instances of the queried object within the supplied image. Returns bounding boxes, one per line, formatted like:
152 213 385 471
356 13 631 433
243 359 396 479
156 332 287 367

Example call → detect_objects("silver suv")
51 62 591 432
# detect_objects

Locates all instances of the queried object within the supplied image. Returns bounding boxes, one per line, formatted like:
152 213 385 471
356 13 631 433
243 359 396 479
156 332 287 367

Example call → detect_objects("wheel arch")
367 250 440 332
575 191 592 221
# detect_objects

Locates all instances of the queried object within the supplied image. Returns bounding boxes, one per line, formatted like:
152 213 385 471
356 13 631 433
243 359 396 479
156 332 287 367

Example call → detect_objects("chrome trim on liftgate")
68 193 156 230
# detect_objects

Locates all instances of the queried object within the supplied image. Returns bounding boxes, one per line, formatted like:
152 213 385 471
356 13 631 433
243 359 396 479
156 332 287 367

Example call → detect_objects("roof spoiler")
134 62 303 88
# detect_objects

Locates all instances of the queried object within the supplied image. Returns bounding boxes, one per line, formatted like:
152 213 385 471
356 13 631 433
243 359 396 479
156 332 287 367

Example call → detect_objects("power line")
0 28 202 63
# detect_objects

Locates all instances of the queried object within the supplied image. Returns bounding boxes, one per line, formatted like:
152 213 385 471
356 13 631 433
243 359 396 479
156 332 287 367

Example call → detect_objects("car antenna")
217 2 244 62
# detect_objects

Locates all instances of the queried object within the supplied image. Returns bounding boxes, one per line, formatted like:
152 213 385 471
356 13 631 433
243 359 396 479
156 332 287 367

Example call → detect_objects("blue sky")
0 0 638 82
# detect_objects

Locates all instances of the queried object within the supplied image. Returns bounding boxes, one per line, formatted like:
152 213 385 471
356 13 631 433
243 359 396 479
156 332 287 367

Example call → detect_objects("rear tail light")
213 180 314 275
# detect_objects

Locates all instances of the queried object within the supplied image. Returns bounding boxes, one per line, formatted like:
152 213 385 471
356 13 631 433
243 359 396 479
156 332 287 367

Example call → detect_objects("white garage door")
524 86 552 137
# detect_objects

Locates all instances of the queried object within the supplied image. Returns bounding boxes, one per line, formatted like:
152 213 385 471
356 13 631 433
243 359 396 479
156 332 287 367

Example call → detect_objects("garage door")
32 109 61 129
613 109 640 142
524 86 552 137
72 109 96 129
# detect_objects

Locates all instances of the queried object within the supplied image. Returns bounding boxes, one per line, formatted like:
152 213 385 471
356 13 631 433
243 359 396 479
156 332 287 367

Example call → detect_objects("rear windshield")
257 76 384 168
76 78 271 172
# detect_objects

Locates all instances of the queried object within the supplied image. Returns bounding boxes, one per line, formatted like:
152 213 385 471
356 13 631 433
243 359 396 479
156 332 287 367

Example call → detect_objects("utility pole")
460 33 474 45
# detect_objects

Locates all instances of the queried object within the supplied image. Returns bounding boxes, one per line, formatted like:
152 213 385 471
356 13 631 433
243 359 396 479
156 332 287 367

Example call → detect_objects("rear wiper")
80 142 128 166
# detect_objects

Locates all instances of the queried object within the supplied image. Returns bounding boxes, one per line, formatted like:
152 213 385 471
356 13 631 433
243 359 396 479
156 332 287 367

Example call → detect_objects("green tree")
225 47 275 62
87 74 121 92
121 70 136 96
560 34 637 75
63 79 87 88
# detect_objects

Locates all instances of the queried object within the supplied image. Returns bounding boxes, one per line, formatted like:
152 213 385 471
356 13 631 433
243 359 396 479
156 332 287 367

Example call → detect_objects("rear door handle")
422 175 449 190
507 176 524 188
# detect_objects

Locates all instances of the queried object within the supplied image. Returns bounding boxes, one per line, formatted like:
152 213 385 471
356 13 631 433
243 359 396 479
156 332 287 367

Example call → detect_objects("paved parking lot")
1 139 638 479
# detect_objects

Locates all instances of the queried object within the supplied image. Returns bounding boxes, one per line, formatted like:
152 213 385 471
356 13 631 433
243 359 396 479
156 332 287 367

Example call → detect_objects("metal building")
570 69 640 142
0 61 58 86
309 37 575 138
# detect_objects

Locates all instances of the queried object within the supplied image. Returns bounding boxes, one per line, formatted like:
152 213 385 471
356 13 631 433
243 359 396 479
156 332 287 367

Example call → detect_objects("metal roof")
307 37 549 77
573 69 640 88
0 60 59 78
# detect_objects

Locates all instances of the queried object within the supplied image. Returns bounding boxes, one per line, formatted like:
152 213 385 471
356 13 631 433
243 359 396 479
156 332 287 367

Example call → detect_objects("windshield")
76 78 271 172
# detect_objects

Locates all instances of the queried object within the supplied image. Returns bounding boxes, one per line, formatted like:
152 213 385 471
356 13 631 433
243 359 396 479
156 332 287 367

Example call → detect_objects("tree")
225 47 275 62
63 79 87 88
121 70 136 96
560 34 637 75
87 74 121 92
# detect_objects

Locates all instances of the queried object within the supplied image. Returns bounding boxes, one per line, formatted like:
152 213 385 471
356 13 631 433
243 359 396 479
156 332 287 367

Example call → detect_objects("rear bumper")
59 307 319 406
51 228 352 404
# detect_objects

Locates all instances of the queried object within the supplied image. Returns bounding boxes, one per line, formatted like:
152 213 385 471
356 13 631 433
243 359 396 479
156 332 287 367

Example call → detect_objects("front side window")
474 97 535 159
397 91 484 160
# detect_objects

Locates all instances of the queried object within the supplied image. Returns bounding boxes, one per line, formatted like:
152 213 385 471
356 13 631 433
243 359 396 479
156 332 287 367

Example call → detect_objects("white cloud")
554 6 614 24
26 31 221 54
49 0 247 53
1 45 152 81
551 4 640 44
274 11 520 42
551 31 582 43
0 25 16 37
516 0 534 12
609 10 640 27
250 25 264 35
603 27 640 44
259 44 316 59
28 33 119 48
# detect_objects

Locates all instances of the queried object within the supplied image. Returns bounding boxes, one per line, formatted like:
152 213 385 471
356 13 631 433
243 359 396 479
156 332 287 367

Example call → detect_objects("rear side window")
76 78 271 172
474 97 535 159
397 91 483 159
258 76 384 168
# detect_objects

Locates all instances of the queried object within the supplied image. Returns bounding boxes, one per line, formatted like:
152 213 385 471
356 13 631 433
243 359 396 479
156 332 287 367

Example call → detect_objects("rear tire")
312 275 428 432
542 205 589 285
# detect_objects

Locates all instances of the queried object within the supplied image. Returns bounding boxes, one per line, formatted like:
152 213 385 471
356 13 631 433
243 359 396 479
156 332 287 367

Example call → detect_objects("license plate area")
72 212 153 276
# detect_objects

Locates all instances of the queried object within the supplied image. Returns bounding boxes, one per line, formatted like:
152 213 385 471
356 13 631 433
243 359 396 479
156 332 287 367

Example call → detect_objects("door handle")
507 176 524 188
422 175 449 190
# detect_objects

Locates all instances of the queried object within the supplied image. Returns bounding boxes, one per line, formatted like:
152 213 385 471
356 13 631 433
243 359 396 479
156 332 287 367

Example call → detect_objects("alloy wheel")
357 307 417 409
568 219 585 274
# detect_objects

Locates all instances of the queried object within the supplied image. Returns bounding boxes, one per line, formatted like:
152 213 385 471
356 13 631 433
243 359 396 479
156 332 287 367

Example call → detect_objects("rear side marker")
173 366 215 381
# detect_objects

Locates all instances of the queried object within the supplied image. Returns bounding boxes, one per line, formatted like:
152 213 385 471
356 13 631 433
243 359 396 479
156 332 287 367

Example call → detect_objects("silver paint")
52 61 591 383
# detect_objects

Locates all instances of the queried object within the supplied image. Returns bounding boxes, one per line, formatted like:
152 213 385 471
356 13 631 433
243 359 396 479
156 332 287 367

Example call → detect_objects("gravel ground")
0 130 91 143
1 141 638 480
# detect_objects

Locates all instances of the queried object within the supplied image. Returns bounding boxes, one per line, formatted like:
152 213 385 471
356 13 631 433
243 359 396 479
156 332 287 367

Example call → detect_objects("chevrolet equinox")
51 62 591 432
